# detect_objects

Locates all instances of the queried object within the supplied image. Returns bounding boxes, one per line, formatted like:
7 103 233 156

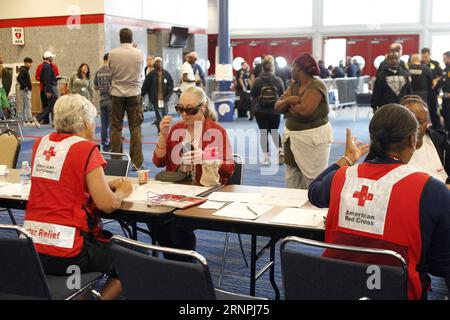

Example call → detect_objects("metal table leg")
250 235 257 296
269 238 280 300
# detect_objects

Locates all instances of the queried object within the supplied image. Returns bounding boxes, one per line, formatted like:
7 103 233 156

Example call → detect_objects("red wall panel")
207 35 312 75
327 34 420 76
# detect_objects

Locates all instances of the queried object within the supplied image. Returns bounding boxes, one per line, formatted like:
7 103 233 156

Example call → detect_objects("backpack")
259 81 279 109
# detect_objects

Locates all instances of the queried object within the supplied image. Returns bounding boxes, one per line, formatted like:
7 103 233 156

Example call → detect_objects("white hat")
43 51 56 59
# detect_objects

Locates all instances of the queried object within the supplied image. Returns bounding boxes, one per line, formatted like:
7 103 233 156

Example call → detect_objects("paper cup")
138 170 150 185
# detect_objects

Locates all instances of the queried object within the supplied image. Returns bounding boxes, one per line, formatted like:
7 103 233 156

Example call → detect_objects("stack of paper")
207 192 260 203
270 208 327 228
0 183 27 198
207 188 309 208
257 187 309 207
199 201 227 210
213 202 274 221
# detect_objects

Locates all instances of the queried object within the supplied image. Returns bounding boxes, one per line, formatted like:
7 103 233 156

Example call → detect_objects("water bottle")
20 161 31 200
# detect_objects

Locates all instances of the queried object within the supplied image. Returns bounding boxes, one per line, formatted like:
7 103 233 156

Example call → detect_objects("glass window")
233 57 245 71
230 0 312 30
374 55 386 70
431 34 450 68
323 0 420 26
352 56 366 71
253 57 262 68
324 39 347 68
276 57 288 69
432 0 450 23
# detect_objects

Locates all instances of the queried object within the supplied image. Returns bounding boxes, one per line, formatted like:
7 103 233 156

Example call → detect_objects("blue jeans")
100 102 112 147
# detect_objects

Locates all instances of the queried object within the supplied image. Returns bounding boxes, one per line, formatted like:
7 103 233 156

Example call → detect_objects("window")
276 57 288 69
432 0 450 23
324 39 346 68
352 56 366 71
229 0 312 30
431 34 450 68
233 57 245 71
323 0 420 26
373 55 386 70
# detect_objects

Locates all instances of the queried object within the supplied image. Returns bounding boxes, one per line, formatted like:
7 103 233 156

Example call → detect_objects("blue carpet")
4 105 448 300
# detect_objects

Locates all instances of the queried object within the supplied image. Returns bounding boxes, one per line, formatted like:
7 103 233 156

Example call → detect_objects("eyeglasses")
175 103 203 115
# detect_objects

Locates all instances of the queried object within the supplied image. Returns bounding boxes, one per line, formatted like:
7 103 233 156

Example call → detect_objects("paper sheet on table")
207 192 260 203
199 201 226 210
124 181 211 203
0 183 28 198
271 208 327 228
257 187 309 207
0 165 7 176
213 202 274 221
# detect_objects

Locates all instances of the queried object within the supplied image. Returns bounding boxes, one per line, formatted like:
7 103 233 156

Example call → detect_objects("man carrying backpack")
250 56 285 165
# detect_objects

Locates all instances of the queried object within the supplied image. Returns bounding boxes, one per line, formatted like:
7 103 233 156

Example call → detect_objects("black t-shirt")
252 64 263 79
236 68 251 91
409 64 432 94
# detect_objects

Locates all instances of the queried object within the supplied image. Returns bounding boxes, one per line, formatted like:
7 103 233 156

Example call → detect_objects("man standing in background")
17 57 40 128
95 53 113 152
409 54 432 105
109 28 145 170
141 57 174 135
35 52 60 124
35 51 59 125
180 52 199 92
422 48 444 130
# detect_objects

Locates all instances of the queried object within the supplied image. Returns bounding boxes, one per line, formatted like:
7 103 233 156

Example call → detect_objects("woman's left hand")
344 128 370 164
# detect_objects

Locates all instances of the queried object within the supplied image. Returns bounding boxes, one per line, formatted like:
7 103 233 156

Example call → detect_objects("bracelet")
340 155 354 166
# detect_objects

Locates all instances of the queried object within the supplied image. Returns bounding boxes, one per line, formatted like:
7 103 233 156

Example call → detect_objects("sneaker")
33 118 41 129
278 149 285 165
262 154 271 165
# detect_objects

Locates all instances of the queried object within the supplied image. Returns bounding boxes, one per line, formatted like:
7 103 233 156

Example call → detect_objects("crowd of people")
2 27 450 300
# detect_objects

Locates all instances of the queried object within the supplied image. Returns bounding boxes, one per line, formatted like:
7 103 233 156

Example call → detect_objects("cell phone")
182 142 194 154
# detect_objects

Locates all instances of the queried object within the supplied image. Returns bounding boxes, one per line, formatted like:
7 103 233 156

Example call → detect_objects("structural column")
217 0 232 91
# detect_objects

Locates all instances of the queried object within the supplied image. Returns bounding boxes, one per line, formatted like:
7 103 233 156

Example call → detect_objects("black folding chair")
0 225 103 300
101 152 131 177
218 154 249 288
111 235 265 300
280 236 408 300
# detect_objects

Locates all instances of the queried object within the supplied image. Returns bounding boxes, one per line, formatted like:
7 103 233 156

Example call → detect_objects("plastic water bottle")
20 161 31 200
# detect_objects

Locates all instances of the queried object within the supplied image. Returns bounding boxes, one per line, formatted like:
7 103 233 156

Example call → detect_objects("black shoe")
103 144 111 152
248 117 254 121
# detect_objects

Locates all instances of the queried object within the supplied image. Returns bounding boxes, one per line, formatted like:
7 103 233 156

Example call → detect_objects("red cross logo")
353 185 374 207
43 146 56 161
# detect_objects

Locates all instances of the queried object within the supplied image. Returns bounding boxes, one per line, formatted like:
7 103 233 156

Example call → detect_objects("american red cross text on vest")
43 147 56 161
353 185 374 207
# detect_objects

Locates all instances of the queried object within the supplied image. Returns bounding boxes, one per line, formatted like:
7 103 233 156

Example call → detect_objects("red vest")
325 162 430 300
24 133 100 258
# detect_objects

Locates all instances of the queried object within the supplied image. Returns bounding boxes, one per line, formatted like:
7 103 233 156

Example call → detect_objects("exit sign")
12 27 25 46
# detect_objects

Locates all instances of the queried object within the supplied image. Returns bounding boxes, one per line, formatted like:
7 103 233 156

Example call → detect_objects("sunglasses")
175 103 203 115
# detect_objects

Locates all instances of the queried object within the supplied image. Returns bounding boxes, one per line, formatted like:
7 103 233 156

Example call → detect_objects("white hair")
182 86 217 122
53 94 97 133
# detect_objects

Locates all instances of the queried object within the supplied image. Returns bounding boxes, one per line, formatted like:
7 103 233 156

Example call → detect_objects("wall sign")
12 27 25 46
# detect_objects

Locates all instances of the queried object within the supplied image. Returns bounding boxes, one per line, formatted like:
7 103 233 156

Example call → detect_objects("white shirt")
181 61 195 92
409 134 448 184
